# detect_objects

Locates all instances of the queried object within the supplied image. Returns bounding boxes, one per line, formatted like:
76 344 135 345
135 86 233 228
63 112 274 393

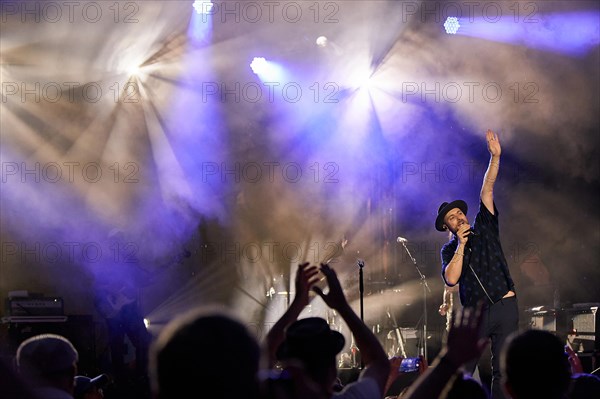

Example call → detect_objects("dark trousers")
106 302 151 380
465 296 519 399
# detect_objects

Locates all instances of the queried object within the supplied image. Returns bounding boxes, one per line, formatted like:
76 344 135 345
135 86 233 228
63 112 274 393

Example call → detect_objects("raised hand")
565 343 584 374
294 262 320 308
388 356 404 379
265 263 325 366
486 129 501 156
312 263 347 311
444 302 488 367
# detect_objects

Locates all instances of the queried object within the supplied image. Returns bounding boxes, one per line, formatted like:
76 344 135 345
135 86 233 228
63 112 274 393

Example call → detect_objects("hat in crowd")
277 317 345 362
16 334 78 377
74 374 109 397
435 200 468 231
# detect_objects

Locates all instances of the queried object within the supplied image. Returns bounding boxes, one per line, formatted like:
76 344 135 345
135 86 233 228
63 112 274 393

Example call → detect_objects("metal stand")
357 259 365 369
399 240 431 360
358 259 365 321
386 307 407 357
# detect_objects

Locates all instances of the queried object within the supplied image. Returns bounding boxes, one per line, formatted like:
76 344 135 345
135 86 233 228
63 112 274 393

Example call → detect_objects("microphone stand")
399 239 431 360
357 259 365 369
358 259 365 321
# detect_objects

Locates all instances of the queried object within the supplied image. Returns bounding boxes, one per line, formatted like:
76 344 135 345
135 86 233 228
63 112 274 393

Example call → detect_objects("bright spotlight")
193 1 214 15
143 318 150 329
348 68 374 91
316 36 328 47
127 65 141 76
357 73 372 89
250 57 286 82
444 17 461 34
250 57 269 75
190 1 213 42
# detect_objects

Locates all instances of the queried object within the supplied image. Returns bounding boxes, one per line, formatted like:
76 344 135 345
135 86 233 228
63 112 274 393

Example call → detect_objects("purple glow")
188 2 212 44
457 11 599 57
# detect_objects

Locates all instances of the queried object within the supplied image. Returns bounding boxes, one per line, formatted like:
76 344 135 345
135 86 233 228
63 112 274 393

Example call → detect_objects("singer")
434 129 517 399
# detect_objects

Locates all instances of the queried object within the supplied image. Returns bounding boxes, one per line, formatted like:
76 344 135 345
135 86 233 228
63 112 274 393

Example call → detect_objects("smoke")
0 1 598 330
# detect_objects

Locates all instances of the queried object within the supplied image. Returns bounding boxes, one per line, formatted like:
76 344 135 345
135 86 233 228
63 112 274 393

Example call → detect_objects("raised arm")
481 129 501 214
264 262 320 367
313 263 391 396
403 303 488 399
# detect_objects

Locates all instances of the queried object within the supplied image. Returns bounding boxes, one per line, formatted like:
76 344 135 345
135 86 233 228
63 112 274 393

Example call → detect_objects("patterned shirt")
441 201 515 308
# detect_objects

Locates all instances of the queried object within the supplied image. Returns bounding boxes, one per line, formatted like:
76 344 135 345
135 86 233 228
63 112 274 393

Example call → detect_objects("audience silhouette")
149 305 261 399
16 333 79 399
501 329 572 399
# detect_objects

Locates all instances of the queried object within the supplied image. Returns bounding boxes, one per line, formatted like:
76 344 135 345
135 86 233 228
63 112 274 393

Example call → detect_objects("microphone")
397 237 408 243
467 229 479 237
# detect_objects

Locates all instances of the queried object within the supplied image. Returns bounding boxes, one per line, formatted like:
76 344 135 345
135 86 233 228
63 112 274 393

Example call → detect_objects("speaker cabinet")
567 306 599 352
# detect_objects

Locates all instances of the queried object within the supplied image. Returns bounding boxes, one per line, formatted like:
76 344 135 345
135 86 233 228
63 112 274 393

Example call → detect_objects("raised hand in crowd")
264 262 390 399
564 343 584 374
402 302 488 399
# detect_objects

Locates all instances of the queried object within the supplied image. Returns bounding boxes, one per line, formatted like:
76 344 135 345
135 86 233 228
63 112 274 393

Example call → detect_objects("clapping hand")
293 262 320 308
312 263 347 311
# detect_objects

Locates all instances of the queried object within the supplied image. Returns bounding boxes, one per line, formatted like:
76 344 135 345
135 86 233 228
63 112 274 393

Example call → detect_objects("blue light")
444 17 461 34
459 11 600 57
193 1 214 15
250 57 269 75
189 1 213 43
249 57 287 82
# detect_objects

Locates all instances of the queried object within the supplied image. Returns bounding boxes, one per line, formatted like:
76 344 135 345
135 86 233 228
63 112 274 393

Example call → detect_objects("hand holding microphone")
457 224 474 244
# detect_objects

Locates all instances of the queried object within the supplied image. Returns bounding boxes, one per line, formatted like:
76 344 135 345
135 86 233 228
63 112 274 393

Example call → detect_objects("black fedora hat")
277 317 345 362
435 200 468 231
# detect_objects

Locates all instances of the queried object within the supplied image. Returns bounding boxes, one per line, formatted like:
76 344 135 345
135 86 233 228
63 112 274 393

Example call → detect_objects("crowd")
2 261 599 399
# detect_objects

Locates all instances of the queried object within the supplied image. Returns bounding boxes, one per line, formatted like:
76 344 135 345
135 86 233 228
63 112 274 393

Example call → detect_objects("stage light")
144 318 150 329
193 1 214 15
250 57 268 75
128 65 141 76
316 36 328 47
117 55 145 77
348 68 374 91
190 1 213 42
444 17 461 34
357 73 372 89
249 57 286 82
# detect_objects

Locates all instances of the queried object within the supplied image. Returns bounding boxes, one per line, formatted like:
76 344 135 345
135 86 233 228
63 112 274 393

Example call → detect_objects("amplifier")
6 297 64 316
566 305 599 352
529 309 557 332
525 306 562 333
